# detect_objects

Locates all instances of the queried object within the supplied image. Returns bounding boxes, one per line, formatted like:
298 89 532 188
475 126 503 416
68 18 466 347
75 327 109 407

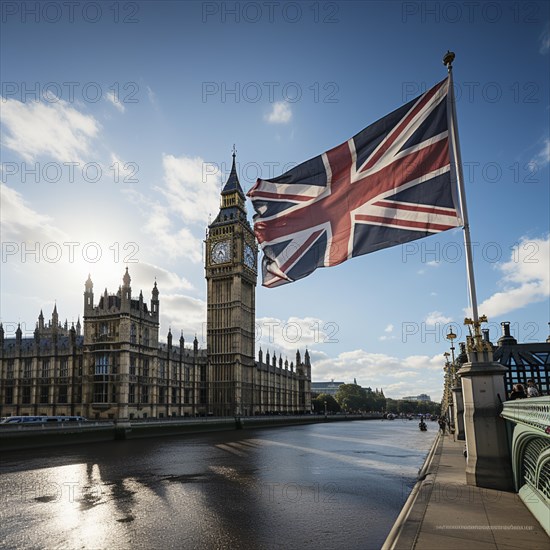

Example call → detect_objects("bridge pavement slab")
410 433 548 549
383 434 550 550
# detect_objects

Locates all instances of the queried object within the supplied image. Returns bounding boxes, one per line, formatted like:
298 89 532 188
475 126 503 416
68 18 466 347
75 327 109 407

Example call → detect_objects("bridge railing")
500 396 550 536
501 397 550 434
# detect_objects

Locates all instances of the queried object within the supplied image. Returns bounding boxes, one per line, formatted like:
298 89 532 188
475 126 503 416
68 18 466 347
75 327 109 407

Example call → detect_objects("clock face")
211 240 231 264
244 244 256 269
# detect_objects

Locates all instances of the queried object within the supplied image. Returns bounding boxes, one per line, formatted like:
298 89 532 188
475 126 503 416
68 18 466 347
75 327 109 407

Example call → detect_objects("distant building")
311 380 345 396
492 322 550 396
448 322 550 399
402 394 432 402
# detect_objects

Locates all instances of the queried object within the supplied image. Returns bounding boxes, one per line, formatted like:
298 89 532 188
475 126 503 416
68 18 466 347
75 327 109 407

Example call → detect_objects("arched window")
95 355 109 375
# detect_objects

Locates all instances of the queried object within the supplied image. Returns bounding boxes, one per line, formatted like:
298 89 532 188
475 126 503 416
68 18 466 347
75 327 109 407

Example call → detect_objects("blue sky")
1 1 549 401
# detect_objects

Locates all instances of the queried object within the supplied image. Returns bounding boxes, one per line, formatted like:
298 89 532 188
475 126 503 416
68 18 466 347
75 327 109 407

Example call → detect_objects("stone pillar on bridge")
457 321 513 491
451 385 465 440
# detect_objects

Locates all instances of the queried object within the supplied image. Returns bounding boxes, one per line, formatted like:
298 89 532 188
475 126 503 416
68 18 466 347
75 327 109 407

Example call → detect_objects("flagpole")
443 51 481 335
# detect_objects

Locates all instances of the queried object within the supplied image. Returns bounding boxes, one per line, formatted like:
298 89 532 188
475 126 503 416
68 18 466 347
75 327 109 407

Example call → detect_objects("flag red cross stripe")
255 137 450 267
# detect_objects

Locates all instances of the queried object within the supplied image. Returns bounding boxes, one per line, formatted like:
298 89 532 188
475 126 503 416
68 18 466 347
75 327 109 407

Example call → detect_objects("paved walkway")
384 433 549 549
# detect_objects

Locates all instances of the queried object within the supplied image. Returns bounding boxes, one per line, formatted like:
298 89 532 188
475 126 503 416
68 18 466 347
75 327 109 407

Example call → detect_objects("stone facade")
0 273 311 420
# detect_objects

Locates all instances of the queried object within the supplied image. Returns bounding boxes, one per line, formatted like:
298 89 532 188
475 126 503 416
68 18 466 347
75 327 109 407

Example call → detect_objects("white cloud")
0 183 66 243
125 262 193 293
146 86 159 110
109 153 138 183
256 315 330 356
121 152 221 263
528 137 550 170
159 294 207 343
389 370 418 379
160 153 221 224
143 202 204 263
105 90 125 113
426 260 440 268
424 311 453 326
265 101 292 124
379 324 396 341
1 98 99 163
478 235 550 317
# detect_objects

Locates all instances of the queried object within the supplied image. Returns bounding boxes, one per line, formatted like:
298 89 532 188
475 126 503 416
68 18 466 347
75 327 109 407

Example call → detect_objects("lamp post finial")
443 50 455 72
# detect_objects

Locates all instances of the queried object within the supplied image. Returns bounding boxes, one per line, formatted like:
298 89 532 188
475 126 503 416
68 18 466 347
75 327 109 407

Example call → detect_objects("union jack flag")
247 77 462 288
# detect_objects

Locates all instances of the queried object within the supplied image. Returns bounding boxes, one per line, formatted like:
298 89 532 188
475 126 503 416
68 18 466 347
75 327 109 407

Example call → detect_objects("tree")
335 384 368 412
362 387 386 412
372 390 386 412
312 393 340 413
385 398 440 416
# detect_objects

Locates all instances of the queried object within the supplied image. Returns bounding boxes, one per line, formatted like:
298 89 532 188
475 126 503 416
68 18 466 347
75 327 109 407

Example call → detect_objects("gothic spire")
52 303 59 326
85 274 93 292
123 267 131 287
221 146 245 198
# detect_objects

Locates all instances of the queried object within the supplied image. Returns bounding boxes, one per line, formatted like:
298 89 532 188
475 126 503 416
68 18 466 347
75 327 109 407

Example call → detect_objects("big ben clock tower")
206 150 257 416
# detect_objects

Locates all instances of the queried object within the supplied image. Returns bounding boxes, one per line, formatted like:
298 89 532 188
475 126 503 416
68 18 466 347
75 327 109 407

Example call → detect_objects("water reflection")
0 420 435 550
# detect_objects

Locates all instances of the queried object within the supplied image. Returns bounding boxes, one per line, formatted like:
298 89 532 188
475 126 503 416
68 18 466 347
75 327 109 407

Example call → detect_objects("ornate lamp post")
445 326 459 437
443 352 451 414
446 327 457 385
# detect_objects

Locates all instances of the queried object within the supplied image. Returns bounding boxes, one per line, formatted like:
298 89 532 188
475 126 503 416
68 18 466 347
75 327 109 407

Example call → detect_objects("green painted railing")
501 397 550 535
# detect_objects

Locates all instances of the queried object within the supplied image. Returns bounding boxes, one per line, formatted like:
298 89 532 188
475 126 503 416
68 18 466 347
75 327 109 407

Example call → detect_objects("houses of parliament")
0 156 312 419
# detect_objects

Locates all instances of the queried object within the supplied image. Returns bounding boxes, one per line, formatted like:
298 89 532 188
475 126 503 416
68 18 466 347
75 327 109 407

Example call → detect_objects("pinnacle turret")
151 280 159 316
123 267 131 287
85 274 93 292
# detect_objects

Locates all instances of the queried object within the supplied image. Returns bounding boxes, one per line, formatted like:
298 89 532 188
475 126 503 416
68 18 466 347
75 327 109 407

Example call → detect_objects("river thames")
0 419 435 550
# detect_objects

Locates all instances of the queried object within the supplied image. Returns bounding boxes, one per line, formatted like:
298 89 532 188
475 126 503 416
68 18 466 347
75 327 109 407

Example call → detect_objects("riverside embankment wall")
0 413 382 451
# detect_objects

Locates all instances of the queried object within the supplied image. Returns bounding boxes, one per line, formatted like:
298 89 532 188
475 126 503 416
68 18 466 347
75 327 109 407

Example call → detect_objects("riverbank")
0 413 382 451
382 432 549 549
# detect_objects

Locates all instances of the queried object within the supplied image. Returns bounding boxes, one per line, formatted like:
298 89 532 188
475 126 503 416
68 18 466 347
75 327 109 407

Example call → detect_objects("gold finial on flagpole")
443 50 455 72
